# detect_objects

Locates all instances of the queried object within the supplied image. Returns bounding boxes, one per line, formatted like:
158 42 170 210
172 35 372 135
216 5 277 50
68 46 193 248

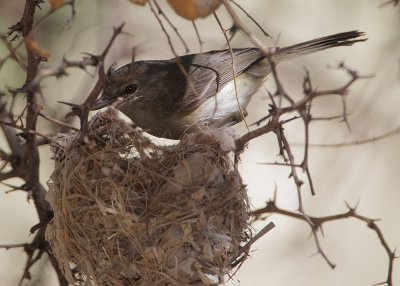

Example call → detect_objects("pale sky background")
0 0 399 285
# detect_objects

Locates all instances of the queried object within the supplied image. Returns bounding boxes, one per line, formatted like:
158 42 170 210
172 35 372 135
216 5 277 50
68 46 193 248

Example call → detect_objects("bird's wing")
172 48 264 114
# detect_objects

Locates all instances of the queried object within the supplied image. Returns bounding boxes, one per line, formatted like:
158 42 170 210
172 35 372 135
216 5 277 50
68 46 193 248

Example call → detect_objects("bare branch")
28 55 98 88
251 200 396 285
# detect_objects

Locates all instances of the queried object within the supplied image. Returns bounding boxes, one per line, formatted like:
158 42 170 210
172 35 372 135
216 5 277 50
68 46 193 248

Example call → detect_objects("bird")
92 31 366 139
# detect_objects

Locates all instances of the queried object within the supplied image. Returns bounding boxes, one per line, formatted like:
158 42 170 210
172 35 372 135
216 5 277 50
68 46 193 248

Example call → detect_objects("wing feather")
174 48 263 113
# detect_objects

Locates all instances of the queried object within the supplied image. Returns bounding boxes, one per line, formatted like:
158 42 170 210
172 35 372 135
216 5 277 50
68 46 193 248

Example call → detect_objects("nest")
46 108 250 286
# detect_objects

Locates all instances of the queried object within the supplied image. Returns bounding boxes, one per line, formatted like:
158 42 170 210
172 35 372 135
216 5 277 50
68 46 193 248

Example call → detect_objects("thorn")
354 197 361 209
319 224 325 237
114 22 125 34
344 201 354 211
57 101 79 108
272 182 277 202
30 222 42 234
372 281 388 286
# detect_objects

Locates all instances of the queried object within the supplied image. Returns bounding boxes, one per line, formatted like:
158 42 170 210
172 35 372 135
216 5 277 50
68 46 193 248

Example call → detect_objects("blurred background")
0 0 399 285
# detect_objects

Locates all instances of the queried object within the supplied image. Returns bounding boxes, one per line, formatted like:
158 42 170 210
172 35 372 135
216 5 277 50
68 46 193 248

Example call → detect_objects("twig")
148 0 199 100
28 55 98 88
230 222 275 267
153 0 189 53
236 117 278 152
0 119 51 140
301 126 400 148
39 111 78 131
229 0 270 37
379 0 400 7
80 24 125 130
0 35 27 70
0 243 27 249
0 98 24 159
277 129 314 225
221 0 270 56
32 0 75 35
60 23 125 139
191 21 203 52
213 12 249 132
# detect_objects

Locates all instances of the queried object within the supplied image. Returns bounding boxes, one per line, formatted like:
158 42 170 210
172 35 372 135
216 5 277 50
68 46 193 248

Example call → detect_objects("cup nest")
46 108 250 285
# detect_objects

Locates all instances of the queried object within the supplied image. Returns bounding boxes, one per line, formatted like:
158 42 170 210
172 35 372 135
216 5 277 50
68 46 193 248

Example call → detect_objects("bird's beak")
91 97 116 110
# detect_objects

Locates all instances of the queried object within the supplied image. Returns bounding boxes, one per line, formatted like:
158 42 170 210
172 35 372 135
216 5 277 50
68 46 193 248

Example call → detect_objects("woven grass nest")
46 108 251 286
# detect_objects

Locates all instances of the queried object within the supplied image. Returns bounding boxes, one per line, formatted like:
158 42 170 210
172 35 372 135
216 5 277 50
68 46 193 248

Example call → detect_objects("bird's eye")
124 83 138 95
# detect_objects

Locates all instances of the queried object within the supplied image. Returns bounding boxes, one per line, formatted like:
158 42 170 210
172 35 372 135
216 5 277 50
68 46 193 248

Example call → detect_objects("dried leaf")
167 0 221 20
47 0 65 10
128 0 148 6
24 36 50 60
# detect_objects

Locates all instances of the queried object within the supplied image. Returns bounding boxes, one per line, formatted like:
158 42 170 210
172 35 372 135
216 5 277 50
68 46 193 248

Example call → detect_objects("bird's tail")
275 31 366 61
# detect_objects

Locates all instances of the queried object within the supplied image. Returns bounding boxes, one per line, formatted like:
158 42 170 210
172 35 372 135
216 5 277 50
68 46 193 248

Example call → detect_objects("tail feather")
275 31 366 61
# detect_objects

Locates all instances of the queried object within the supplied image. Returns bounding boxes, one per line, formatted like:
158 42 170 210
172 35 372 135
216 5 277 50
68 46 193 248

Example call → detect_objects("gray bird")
93 31 365 139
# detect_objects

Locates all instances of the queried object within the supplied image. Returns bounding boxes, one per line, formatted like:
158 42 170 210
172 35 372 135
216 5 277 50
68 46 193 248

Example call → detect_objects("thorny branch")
60 23 125 138
233 50 395 283
251 199 397 286
28 54 99 88
0 1 121 284
206 3 397 280
0 0 62 284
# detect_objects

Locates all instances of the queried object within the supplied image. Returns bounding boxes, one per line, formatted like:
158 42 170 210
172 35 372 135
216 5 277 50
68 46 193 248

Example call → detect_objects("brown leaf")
128 0 148 6
47 0 65 10
167 0 221 20
24 36 50 60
